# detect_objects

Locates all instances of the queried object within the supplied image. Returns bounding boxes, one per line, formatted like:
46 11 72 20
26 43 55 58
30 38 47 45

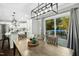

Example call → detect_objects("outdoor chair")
47 35 58 46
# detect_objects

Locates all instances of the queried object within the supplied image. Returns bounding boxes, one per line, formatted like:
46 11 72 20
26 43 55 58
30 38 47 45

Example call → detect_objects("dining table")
13 38 74 56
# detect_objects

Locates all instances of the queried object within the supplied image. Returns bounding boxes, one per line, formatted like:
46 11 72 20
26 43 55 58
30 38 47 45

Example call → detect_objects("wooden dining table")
13 38 74 56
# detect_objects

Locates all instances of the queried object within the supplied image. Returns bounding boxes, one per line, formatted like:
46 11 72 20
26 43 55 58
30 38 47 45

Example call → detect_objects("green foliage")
57 16 69 30
46 16 69 31
46 19 54 30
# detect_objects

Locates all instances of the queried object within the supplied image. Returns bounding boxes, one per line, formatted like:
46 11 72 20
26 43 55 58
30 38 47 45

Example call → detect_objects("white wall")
26 19 32 38
32 18 43 37
32 19 39 35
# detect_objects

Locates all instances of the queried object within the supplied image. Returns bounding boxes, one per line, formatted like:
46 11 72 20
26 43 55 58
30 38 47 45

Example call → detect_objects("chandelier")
11 12 18 27
31 3 58 19
9 12 19 33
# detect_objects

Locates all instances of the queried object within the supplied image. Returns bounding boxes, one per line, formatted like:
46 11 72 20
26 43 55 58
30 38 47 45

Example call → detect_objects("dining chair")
2 34 10 49
47 35 58 46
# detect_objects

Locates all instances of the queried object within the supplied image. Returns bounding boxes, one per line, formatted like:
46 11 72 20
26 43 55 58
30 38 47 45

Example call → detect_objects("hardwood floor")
0 40 13 56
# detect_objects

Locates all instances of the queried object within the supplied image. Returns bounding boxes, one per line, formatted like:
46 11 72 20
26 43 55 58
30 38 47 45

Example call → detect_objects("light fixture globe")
11 12 17 27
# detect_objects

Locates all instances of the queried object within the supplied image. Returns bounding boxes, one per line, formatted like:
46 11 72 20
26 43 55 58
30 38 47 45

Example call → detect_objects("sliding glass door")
45 13 70 47
56 16 69 47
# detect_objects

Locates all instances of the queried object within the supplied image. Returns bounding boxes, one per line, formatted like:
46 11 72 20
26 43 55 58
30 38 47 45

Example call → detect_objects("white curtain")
67 8 79 56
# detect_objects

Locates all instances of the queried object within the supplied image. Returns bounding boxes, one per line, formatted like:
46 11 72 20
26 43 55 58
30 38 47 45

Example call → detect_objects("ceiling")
0 3 38 22
0 3 76 22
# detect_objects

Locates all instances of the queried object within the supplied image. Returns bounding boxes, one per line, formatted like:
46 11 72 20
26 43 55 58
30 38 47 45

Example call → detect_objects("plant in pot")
31 35 37 44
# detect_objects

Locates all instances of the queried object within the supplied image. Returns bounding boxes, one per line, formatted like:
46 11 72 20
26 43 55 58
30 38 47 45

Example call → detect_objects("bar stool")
2 34 10 49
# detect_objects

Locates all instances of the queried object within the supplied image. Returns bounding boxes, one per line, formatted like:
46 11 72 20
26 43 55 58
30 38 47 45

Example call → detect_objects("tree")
46 19 54 30
58 16 69 30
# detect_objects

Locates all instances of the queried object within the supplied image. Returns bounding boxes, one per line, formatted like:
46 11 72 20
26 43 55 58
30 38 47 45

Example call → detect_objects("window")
45 15 69 47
